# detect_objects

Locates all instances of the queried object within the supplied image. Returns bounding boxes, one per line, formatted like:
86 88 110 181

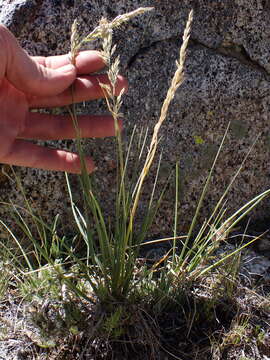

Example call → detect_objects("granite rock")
0 0 42 36
0 0 270 239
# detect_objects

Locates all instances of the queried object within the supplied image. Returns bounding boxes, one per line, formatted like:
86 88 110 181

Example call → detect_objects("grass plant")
66 6 269 307
65 7 194 305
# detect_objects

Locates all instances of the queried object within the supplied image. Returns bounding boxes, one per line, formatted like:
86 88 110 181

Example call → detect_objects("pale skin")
0 25 128 173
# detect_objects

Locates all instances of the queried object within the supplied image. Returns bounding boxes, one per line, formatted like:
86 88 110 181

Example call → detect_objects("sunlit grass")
0 7 269 359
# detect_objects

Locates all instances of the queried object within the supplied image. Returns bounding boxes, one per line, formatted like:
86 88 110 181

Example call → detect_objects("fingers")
0 25 76 96
28 74 128 108
19 113 122 140
0 140 95 174
33 51 106 74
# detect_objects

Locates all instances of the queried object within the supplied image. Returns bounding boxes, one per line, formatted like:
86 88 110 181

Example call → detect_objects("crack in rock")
192 38 270 78
126 34 270 80
125 39 166 70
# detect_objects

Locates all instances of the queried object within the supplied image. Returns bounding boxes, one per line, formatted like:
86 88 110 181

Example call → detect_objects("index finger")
33 51 106 75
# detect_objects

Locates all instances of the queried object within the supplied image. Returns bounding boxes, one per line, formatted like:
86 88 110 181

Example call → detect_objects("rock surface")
0 0 270 239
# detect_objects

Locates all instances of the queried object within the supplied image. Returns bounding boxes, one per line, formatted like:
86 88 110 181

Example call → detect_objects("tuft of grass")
64 9 270 354
65 8 194 305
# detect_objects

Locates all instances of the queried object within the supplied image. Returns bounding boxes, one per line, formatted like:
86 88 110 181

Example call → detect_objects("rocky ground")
0 235 269 360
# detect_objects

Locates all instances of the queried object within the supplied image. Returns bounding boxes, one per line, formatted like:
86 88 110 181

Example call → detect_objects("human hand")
0 25 127 173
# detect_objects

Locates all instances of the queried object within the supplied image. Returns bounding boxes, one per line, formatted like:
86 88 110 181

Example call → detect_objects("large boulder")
0 0 270 237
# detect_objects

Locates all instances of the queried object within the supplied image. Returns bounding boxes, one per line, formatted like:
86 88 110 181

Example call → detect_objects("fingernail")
59 64 75 74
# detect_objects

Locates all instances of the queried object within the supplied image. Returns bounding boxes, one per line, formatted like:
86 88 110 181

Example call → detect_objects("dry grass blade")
70 19 80 65
70 7 154 65
129 9 194 228
110 7 154 27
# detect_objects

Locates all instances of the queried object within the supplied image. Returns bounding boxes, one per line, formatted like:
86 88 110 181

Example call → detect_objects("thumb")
0 24 76 96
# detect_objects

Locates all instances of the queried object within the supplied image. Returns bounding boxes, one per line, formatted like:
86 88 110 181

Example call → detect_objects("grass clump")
65 7 193 305
0 7 270 360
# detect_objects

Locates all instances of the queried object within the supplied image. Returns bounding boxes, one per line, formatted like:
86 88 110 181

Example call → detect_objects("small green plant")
225 317 250 346
254 325 266 344
102 306 124 338
0 254 12 300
